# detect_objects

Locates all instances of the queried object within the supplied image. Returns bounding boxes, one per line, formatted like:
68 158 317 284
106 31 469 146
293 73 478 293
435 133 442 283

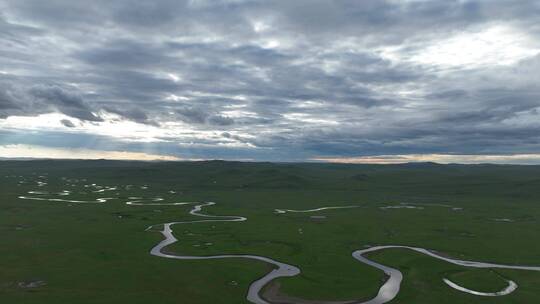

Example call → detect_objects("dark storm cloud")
102 105 159 126
60 119 76 128
176 106 235 126
176 107 208 124
0 89 19 111
208 115 235 126
76 40 171 68
28 85 103 121
0 82 102 121
1 0 540 160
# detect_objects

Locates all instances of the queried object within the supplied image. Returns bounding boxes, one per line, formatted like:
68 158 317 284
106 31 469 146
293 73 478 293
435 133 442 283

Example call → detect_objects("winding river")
145 202 540 303
442 278 517 296
125 197 195 206
351 245 540 303
18 188 540 303
18 190 115 204
274 206 358 214
147 202 300 304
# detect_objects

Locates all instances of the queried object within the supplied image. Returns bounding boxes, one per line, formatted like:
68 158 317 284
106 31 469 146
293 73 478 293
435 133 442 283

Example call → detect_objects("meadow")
1 160 540 303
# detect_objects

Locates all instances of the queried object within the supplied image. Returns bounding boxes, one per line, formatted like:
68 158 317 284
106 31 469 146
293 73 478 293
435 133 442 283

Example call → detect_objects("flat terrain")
1 160 540 303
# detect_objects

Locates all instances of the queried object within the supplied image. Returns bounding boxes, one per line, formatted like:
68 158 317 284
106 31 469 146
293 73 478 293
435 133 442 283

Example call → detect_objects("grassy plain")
1 160 540 303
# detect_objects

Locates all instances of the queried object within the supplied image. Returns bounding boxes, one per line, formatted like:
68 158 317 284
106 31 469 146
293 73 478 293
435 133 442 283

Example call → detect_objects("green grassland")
1 160 540 303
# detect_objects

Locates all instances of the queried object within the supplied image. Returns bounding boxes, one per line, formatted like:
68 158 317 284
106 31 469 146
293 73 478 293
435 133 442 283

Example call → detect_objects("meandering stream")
274 206 359 214
146 202 540 304
18 188 540 303
442 278 517 296
147 202 300 304
18 190 115 204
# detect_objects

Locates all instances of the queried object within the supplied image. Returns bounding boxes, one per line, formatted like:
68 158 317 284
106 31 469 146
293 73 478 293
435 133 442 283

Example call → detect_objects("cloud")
60 119 76 128
76 39 171 68
0 1 539 162
0 144 181 161
176 106 235 126
176 106 208 124
0 82 104 121
0 88 19 113
28 85 103 121
208 114 235 126
313 154 540 165
103 106 158 126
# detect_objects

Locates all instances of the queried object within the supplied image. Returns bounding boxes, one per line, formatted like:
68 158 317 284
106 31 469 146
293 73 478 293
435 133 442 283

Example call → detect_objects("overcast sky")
1 0 540 163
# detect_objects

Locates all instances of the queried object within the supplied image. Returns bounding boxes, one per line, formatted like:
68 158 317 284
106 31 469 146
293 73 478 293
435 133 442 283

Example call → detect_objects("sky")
1 0 540 163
